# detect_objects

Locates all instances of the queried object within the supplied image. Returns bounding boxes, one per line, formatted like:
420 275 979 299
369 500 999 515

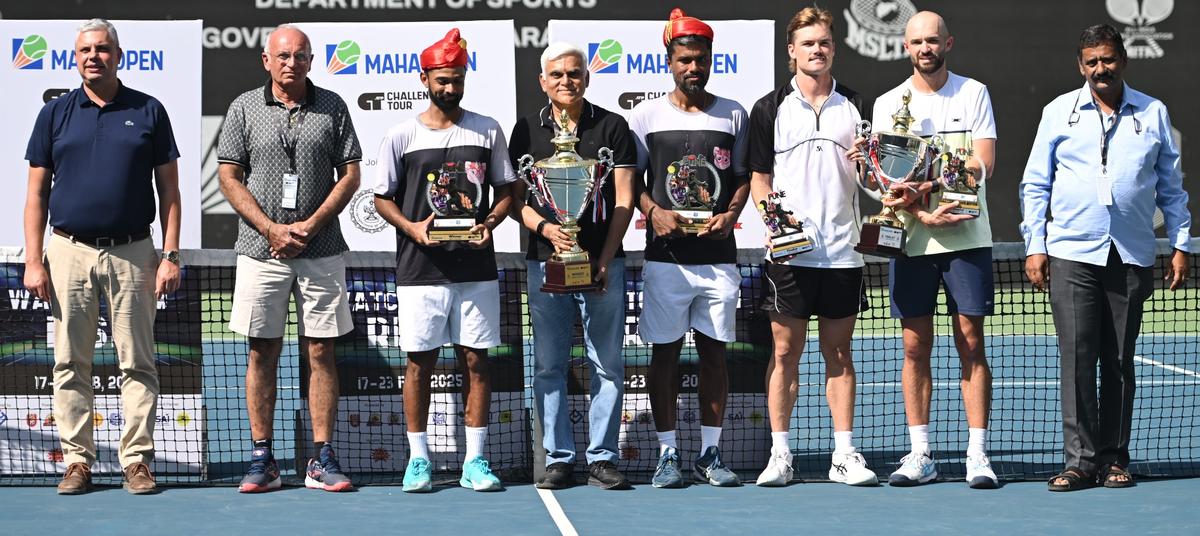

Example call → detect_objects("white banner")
546 19 773 251
294 20 519 252
0 20 203 249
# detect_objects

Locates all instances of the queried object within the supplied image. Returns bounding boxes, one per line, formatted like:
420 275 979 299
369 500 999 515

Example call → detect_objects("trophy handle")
594 146 614 192
517 153 553 210
854 121 878 192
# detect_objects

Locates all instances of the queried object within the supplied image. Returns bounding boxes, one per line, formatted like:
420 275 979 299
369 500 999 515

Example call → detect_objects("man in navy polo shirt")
23 18 182 496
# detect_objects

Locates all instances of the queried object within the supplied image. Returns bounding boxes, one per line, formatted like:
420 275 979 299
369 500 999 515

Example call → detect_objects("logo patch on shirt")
951 117 962 123
712 146 731 170
124 120 134 126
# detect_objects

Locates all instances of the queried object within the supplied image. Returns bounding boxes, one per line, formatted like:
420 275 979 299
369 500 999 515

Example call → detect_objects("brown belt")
52 227 151 248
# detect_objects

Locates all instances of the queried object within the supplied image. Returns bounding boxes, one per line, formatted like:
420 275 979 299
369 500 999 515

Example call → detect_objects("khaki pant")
46 233 159 468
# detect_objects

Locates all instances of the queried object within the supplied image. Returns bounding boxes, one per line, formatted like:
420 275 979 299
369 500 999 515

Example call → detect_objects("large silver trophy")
517 110 614 293
854 90 942 257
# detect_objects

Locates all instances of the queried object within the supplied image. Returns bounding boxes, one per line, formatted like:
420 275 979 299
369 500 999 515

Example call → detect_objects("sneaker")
829 451 879 486
305 444 353 492
238 447 281 493
888 451 938 487
57 462 93 495
694 446 742 487
651 447 685 488
402 457 433 493
537 461 573 490
123 462 159 494
966 454 1000 489
460 456 503 491
755 448 793 487
588 460 632 490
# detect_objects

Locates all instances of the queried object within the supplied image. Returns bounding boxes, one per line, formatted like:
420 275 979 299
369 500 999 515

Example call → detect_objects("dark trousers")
1048 247 1153 473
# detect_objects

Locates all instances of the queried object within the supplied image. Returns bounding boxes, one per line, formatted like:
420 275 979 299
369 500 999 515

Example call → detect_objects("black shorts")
760 263 867 320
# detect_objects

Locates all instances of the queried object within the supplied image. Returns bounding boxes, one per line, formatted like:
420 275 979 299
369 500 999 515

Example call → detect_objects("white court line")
1134 355 1200 379
536 488 579 536
797 380 1199 388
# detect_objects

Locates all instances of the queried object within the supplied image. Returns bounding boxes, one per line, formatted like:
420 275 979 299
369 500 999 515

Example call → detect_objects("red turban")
662 8 714 46
420 28 469 71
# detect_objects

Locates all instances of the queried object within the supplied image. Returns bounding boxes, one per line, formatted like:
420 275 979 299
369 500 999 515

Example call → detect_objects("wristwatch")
163 250 181 266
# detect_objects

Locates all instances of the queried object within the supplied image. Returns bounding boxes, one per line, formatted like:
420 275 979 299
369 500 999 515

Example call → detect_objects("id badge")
1096 174 1113 206
282 173 299 210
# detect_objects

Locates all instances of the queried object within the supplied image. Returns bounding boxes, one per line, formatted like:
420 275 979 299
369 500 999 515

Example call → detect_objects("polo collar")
75 80 131 108
538 99 596 130
263 78 318 106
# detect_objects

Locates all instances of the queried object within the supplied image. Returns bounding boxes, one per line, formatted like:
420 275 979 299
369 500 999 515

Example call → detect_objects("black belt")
53 227 151 248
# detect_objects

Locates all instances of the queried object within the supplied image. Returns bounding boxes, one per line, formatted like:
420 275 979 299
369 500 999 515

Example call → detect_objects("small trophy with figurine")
759 191 812 262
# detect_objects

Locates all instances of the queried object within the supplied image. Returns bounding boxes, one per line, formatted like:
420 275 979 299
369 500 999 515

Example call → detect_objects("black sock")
253 438 271 451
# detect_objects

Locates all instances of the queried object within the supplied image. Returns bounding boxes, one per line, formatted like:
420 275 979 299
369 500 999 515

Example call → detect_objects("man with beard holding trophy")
872 11 999 489
630 8 750 488
372 28 515 493
747 6 878 487
507 41 638 490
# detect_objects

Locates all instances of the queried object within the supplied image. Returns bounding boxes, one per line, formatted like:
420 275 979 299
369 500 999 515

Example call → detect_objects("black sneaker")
588 460 632 490
537 462 574 490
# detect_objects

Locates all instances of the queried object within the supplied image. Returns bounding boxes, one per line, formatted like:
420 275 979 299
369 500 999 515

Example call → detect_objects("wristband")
929 180 941 194
536 220 549 237
647 205 656 219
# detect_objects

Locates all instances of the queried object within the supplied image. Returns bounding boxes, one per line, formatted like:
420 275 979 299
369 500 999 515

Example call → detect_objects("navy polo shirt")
25 82 180 235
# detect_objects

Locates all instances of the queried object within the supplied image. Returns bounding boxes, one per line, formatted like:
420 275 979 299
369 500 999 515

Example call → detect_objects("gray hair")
540 41 587 74
78 18 119 48
263 23 310 53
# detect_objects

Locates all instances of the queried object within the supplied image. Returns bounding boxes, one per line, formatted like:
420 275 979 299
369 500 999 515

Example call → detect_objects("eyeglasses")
273 52 311 64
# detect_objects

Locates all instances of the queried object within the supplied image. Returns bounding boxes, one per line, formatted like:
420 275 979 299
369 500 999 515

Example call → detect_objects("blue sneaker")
651 447 685 488
305 444 353 492
460 457 503 491
888 451 938 486
238 447 281 493
693 446 741 487
403 457 433 493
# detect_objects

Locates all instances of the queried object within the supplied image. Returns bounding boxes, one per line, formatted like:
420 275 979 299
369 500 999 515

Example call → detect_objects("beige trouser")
46 233 160 468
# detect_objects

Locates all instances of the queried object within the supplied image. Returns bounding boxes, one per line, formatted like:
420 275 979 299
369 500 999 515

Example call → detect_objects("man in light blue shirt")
1020 24 1190 492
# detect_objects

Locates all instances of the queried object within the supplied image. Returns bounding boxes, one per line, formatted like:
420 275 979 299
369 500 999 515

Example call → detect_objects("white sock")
657 430 678 456
771 431 789 454
407 431 429 461
701 426 722 453
909 424 930 455
967 428 988 458
833 431 855 454
465 426 487 461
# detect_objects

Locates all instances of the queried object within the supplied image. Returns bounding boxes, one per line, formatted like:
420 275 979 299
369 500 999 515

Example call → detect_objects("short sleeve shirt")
25 83 179 235
372 110 516 285
628 95 749 265
217 80 362 259
507 101 638 262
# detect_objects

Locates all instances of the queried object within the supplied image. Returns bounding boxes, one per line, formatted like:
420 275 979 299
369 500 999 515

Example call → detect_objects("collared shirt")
217 79 362 259
1020 82 1191 267
508 100 638 262
25 82 179 235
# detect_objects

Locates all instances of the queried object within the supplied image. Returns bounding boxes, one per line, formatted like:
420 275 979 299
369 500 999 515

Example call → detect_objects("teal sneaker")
651 447 685 488
460 457 503 491
694 446 741 487
403 457 433 493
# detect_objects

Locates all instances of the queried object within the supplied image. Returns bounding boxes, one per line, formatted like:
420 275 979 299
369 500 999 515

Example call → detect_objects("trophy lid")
891 89 915 135
539 108 597 170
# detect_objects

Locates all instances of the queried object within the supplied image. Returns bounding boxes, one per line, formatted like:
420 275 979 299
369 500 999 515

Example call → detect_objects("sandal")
1100 463 1136 488
1047 467 1095 492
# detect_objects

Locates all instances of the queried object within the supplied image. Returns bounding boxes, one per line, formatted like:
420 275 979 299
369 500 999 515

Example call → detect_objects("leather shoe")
536 462 574 489
588 460 632 490
57 462 93 495
123 462 159 494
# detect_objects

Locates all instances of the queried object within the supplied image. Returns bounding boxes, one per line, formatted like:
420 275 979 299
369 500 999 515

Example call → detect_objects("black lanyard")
1092 102 1120 174
277 105 307 173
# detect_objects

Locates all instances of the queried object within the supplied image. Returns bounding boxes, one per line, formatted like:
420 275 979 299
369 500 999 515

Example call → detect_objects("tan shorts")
229 254 353 339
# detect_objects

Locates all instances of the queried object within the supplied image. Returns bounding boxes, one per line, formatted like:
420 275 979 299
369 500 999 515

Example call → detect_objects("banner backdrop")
0 20 203 248
293 20 519 252
546 19 774 252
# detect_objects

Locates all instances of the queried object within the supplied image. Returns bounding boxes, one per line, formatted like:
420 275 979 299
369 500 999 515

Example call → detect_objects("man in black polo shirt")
23 18 182 495
507 41 637 490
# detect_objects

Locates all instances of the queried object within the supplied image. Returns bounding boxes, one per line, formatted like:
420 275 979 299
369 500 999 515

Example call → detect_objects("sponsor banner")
301 395 526 474
546 19 773 251
842 0 918 62
0 20 203 248
1106 0 1176 59
294 21 520 252
0 395 203 475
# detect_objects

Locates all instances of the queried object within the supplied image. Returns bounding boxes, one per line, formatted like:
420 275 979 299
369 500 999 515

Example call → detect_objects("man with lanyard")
508 41 638 490
631 8 750 488
372 29 516 493
218 24 361 493
873 11 999 489
747 6 878 488
24 18 181 495
1021 24 1190 491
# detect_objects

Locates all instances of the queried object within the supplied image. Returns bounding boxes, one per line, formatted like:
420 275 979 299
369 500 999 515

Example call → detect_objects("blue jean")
528 258 626 466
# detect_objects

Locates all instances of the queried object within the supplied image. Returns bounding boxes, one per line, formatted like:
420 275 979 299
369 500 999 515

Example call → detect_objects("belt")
52 227 151 248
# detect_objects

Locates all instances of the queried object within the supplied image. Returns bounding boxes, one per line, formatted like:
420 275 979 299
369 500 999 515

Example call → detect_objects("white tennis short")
637 261 740 343
396 280 501 352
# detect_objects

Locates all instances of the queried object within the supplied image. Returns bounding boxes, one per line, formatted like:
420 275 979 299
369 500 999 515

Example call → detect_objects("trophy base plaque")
676 209 712 235
430 217 481 242
939 192 980 217
855 222 906 257
541 258 599 294
769 232 814 263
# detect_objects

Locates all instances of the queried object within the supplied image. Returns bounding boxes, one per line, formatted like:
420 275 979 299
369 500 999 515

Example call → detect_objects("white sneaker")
829 451 879 486
888 451 938 486
965 454 999 489
755 448 793 487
